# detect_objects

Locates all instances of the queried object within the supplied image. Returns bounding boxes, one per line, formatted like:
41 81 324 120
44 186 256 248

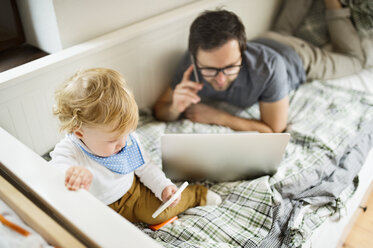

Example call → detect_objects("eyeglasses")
197 63 242 77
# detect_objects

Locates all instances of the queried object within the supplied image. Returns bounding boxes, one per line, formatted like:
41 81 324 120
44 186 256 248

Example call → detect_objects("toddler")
50 68 221 224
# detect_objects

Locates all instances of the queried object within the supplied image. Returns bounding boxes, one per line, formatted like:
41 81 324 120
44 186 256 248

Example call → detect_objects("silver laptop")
161 132 290 182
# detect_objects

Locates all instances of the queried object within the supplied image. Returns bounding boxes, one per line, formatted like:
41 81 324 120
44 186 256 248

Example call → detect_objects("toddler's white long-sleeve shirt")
49 132 174 205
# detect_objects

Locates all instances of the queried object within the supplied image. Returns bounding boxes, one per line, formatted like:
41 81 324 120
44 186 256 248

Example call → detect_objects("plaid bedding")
136 80 373 248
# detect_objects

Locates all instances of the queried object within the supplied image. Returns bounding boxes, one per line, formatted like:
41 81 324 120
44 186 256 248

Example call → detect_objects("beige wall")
16 0 198 53
16 0 281 53
53 0 197 49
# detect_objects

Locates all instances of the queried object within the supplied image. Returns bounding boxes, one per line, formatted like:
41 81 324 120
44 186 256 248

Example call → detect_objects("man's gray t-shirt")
171 39 306 109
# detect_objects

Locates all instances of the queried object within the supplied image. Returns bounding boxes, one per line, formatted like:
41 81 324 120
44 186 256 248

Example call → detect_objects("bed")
0 0 372 247
134 68 373 248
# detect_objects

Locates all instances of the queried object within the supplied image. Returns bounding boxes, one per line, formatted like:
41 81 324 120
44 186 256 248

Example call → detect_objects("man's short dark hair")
188 10 247 57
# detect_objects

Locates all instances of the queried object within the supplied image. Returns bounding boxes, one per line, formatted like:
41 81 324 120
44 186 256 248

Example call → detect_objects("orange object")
148 216 178 231
0 213 30 236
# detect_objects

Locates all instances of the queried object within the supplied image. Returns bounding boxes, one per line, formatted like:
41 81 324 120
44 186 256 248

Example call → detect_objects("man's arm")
259 96 289 132
185 96 289 133
154 87 181 121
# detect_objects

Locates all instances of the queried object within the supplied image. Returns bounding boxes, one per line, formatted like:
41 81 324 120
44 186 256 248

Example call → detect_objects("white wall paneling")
0 0 280 156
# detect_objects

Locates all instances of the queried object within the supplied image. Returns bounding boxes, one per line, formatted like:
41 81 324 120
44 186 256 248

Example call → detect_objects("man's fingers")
174 88 200 103
173 67 203 113
176 80 203 92
182 64 195 81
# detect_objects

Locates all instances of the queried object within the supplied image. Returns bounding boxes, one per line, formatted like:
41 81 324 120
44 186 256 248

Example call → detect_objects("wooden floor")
0 44 48 72
343 188 373 248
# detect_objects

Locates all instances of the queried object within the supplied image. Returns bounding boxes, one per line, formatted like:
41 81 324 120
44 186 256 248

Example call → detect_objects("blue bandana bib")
74 134 145 174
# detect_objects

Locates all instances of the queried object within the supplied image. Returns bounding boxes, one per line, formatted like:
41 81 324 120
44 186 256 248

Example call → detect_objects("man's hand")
185 103 224 124
161 185 181 207
65 166 93 191
171 65 203 113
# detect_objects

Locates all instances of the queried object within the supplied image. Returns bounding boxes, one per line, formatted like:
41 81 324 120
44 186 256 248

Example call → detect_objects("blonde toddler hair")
54 68 138 134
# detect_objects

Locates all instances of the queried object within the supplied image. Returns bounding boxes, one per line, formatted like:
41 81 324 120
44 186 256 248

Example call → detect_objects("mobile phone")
152 181 189 218
190 54 200 83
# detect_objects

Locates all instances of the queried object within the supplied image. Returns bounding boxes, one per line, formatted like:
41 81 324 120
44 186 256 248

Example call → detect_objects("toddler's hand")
65 166 93 191
161 185 181 207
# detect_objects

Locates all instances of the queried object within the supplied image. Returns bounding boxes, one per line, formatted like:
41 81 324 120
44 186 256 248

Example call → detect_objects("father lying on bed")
154 0 364 133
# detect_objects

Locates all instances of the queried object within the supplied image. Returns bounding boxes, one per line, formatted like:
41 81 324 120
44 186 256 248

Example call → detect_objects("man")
154 0 364 133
